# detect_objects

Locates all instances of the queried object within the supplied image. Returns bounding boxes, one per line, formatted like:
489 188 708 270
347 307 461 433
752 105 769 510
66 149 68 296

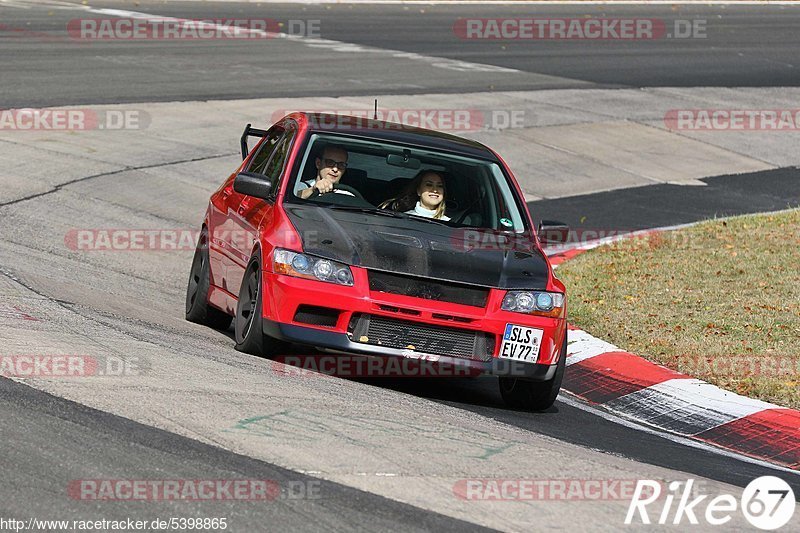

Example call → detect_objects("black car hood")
283 204 550 289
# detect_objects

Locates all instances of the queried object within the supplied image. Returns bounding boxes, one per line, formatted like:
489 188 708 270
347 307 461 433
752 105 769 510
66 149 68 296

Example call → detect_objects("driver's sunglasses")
322 158 347 170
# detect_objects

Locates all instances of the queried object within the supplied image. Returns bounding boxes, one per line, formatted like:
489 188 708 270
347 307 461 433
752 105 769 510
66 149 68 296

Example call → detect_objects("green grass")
557 209 800 409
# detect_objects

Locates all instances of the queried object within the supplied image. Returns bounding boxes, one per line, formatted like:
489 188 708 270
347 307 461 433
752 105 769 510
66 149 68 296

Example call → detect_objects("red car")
185 113 569 410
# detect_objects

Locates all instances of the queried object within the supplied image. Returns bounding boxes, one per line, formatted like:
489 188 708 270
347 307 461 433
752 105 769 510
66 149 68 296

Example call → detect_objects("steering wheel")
453 190 486 225
308 183 366 201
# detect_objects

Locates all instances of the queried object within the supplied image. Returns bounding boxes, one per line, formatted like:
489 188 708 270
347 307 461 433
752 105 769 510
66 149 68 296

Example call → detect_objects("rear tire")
499 334 567 411
234 255 284 357
185 228 232 330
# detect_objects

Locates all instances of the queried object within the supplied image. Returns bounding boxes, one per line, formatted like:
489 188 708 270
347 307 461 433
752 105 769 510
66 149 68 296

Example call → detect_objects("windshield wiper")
404 214 450 226
329 206 451 226
328 206 405 218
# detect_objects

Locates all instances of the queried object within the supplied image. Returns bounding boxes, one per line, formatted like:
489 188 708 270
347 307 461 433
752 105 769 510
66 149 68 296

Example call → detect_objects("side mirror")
538 220 570 246
233 172 272 199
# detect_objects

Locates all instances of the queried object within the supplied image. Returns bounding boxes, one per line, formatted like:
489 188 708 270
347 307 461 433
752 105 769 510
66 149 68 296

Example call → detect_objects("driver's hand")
315 177 335 194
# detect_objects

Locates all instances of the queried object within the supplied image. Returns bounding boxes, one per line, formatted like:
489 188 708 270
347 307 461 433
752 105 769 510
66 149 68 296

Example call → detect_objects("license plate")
499 324 543 363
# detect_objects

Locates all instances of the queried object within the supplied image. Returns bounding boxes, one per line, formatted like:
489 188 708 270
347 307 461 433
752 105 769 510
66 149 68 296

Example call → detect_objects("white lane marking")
229 0 800 4
0 0 80 8
566 328 620 366
604 378 779 436
558 393 800 477
48 3 517 74
124 1 800 4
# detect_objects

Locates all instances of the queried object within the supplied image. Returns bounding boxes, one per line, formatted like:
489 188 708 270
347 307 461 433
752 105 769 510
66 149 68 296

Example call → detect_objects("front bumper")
263 319 559 380
261 268 566 380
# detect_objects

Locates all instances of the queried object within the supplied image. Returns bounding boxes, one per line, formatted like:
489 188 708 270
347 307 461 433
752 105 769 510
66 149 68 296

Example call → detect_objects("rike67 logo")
626 477 795 530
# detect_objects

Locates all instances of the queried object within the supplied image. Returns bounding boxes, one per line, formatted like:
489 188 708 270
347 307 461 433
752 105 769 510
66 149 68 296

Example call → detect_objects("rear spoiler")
240 123 269 160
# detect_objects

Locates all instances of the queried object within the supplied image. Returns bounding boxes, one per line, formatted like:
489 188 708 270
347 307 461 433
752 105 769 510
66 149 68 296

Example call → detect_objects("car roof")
285 112 499 161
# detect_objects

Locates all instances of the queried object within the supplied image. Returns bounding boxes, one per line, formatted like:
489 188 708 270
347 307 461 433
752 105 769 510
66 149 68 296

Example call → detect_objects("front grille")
368 270 489 308
348 314 494 361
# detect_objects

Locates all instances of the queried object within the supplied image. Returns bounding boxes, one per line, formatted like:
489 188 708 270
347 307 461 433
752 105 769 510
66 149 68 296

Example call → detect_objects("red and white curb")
543 221 800 471
563 327 800 470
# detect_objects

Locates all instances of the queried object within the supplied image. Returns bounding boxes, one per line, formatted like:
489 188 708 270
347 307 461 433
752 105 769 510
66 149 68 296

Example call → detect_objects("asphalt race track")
1 1 800 531
2 0 800 106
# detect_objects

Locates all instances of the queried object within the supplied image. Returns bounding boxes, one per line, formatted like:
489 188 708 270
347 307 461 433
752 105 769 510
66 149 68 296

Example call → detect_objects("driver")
298 144 354 199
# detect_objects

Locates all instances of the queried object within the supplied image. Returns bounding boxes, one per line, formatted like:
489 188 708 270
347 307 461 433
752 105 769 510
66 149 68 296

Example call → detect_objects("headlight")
502 290 564 318
273 249 354 286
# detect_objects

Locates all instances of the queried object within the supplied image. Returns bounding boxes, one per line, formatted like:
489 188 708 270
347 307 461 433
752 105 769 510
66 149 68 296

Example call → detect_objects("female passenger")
381 170 450 221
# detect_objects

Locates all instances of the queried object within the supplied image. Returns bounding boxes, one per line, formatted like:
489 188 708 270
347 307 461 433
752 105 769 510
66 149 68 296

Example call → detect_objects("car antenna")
373 99 378 120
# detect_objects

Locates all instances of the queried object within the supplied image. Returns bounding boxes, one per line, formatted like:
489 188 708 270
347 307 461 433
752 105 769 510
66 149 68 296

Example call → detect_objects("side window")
247 127 284 175
262 126 297 196
264 127 296 182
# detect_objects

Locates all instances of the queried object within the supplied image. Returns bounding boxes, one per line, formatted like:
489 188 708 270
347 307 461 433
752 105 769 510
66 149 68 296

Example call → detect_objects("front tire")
185 228 232 330
499 334 567 411
234 255 284 357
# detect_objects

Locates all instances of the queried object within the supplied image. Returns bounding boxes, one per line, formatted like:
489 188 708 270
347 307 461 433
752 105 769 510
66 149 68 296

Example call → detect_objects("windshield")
288 133 528 231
